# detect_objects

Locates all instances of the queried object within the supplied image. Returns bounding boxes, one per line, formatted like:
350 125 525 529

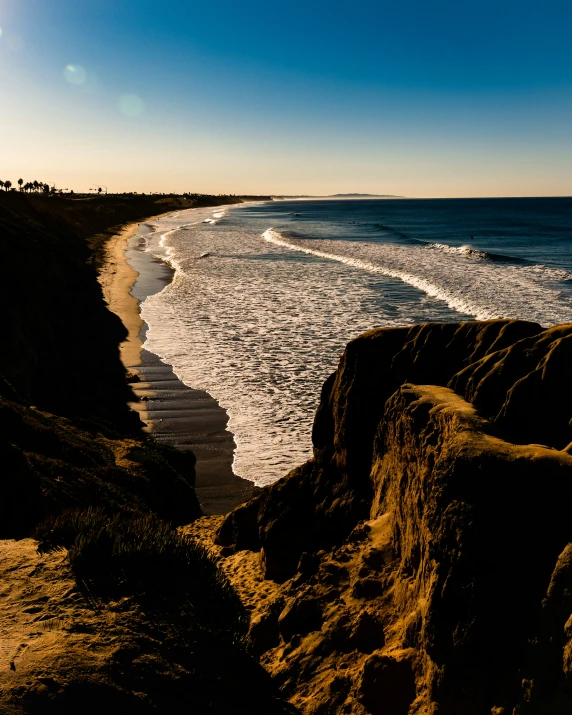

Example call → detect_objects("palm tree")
17 178 23 191
0 181 4 191
5 180 12 191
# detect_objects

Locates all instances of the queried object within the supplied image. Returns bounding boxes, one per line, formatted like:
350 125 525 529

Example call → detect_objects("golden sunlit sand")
98 221 147 368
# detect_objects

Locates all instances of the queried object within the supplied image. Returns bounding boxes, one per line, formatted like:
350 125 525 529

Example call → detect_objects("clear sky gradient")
1 0 571 196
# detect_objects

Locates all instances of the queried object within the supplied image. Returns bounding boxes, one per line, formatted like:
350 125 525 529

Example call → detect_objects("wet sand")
99 215 257 515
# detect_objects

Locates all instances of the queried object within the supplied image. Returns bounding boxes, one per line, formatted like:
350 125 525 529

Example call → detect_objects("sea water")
140 198 572 485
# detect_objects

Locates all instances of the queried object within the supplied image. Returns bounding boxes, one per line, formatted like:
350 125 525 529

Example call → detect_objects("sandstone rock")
215 496 262 551
544 543 572 618
317 559 349 587
450 322 572 448
297 551 322 577
310 674 351 715
248 602 283 656
218 320 572 583
369 384 572 713
361 545 391 572
352 576 384 600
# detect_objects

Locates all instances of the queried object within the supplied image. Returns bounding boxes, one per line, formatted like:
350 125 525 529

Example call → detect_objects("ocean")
140 197 572 486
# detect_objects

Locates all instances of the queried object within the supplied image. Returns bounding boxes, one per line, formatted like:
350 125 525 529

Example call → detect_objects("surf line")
156 208 227 250
262 227 495 321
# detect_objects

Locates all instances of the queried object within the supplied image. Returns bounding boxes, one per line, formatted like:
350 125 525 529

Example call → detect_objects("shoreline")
98 220 149 367
99 209 257 515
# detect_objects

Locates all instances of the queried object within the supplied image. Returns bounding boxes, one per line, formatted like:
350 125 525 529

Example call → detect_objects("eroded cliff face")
215 320 572 714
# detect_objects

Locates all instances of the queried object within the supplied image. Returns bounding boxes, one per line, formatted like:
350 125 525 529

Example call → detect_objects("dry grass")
35 507 247 638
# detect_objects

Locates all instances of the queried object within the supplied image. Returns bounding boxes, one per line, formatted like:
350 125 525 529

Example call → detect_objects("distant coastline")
273 193 403 199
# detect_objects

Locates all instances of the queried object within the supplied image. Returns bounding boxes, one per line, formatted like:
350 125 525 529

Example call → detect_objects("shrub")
35 508 247 637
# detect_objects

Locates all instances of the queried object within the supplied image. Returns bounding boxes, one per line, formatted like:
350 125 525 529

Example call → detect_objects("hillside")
0 192 267 425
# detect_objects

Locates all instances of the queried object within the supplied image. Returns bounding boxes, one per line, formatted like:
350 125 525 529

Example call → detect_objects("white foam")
263 229 572 325
426 242 490 259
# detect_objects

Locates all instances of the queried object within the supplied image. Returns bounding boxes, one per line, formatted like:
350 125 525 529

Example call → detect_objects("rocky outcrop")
217 320 572 577
216 320 572 714
371 385 572 714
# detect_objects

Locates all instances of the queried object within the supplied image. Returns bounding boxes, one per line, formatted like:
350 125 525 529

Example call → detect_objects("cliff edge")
216 320 572 714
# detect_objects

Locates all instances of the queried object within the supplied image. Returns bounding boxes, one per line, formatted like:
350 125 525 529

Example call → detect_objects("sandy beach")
98 221 148 367
99 211 256 514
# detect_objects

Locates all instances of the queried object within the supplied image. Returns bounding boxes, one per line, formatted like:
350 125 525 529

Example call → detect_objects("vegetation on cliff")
0 396 200 537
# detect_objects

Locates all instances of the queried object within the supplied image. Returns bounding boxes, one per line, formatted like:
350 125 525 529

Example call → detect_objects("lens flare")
118 94 145 117
64 64 87 85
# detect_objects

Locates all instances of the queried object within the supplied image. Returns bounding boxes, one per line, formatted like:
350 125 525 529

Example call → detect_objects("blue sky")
1 0 571 196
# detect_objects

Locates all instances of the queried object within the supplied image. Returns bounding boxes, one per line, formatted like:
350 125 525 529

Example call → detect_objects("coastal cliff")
0 193 294 714
215 320 572 714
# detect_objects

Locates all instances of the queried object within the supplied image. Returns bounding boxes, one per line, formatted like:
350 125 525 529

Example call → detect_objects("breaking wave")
263 228 572 325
